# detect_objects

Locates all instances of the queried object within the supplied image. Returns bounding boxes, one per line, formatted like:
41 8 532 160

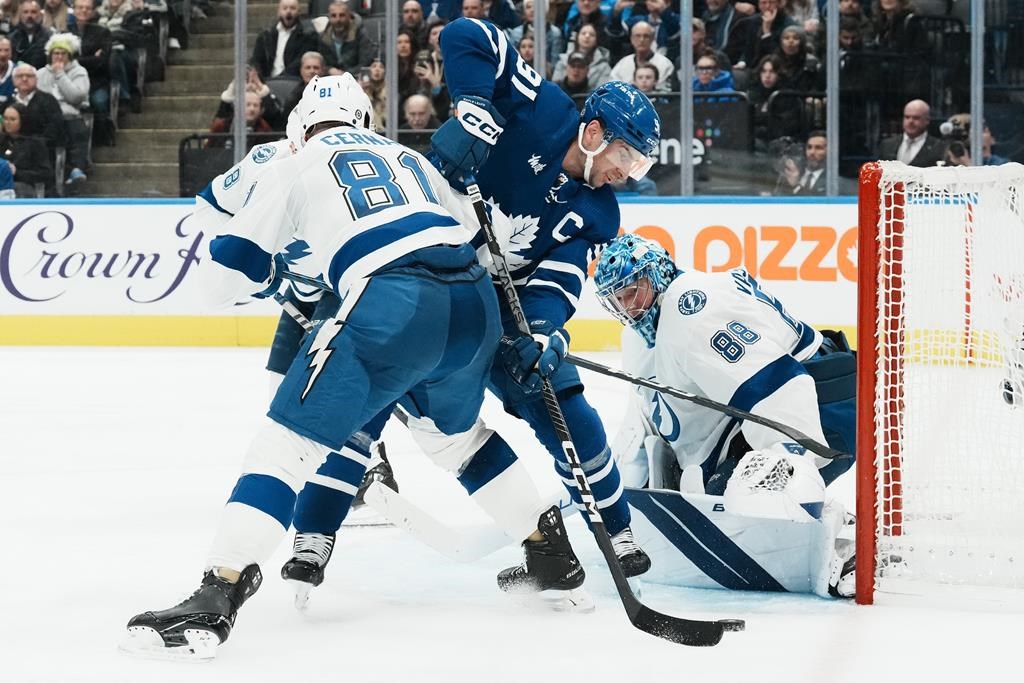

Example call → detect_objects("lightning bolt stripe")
301 319 343 402
208 234 273 283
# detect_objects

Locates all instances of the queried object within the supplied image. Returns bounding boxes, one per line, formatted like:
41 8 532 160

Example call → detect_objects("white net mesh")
871 161 1024 596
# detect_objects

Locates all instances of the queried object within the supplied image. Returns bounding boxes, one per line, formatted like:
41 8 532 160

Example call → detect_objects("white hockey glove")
723 444 826 523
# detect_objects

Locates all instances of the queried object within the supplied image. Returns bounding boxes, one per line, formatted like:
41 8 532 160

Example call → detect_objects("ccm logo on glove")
457 99 503 144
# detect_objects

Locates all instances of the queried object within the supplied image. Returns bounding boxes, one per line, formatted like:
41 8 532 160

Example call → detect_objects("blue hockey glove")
253 253 288 299
499 321 569 392
430 96 505 181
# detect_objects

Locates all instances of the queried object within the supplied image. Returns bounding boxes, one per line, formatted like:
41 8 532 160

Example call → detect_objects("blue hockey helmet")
579 81 661 181
594 234 678 347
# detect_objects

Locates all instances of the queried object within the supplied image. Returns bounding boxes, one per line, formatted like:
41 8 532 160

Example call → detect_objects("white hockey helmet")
298 73 374 138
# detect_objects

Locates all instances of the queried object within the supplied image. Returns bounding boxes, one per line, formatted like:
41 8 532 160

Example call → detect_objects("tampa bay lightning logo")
678 289 707 315
651 393 680 442
251 144 278 164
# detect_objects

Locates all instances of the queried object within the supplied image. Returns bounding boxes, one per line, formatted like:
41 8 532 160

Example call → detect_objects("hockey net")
857 161 1024 604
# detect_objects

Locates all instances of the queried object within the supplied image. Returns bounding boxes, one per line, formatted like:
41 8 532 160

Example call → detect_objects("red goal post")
856 161 1024 605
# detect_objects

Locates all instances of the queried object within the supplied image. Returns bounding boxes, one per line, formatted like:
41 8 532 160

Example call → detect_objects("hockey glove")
430 96 505 181
253 253 288 299
499 322 569 392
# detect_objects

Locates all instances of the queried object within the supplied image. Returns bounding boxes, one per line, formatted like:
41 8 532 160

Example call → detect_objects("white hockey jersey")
614 267 827 486
199 127 484 309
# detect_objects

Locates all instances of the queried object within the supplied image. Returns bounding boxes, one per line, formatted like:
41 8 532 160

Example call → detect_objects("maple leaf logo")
504 213 541 271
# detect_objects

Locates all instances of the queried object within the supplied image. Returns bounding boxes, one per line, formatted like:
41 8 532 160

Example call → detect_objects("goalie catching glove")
499 321 569 393
430 96 505 181
723 443 826 523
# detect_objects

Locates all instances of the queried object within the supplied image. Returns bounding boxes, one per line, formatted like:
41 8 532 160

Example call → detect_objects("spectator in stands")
556 50 592 97
359 57 387 128
413 45 449 122
207 89 274 147
283 51 324 117
940 113 1010 167
693 49 735 92
473 0 520 30
250 0 319 80
0 101 53 195
36 32 89 183
319 1 374 74
0 0 18 35
96 0 130 32
401 0 429 49
702 0 740 51
625 0 681 62
783 0 819 43
879 99 945 167
769 135 805 194
461 0 484 19
610 21 674 92
41 0 68 31
552 23 610 90
518 35 535 64
9 0 53 69
725 0 794 71
775 25 821 91
563 0 607 47
748 53 800 149
838 16 867 53
632 62 670 106
687 17 732 73
425 17 446 62
506 0 564 72
401 93 439 130
819 0 872 57
794 130 826 193
217 65 286 132
68 0 113 118
11 63 66 164
0 38 15 106
396 27 420 101
871 0 915 52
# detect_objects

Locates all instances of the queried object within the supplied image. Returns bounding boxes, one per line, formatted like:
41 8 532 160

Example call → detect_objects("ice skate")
121 564 262 661
498 506 593 613
281 533 335 610
611 527 651 578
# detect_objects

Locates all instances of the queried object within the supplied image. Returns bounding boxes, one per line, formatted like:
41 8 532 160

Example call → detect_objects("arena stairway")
86 1 278 197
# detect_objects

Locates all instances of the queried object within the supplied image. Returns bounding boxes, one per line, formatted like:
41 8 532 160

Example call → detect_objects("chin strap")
576 122 608 186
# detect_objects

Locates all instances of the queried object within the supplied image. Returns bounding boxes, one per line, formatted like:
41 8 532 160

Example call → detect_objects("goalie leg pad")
724 444 826 523
207 421 330 571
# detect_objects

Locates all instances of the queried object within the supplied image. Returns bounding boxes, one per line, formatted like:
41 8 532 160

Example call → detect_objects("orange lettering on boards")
693 225 859 282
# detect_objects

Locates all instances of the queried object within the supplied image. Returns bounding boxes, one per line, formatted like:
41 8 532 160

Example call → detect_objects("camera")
415 50 432 69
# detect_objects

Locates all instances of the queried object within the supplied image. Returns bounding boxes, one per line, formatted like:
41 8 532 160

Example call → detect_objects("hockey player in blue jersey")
121 75 591 660
593 234 858 597
429 18 660 578
277 18 662 597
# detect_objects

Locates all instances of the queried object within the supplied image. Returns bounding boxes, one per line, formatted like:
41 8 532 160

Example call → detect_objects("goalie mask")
594 234 678 347
298 73 374 138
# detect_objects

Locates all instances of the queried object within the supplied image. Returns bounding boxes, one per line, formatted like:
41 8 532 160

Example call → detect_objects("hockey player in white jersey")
122 75 588 660
592 234 857 597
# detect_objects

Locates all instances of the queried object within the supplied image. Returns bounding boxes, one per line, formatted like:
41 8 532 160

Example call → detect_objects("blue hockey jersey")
440 17 621 328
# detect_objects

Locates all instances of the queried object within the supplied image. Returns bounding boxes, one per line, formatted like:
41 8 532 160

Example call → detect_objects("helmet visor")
596 274 655 325
609 141 655 180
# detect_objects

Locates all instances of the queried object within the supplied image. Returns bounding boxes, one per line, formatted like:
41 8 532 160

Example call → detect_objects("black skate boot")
498 506 593 612
611 527 652 578
344 442 399 527
121 564 262 661
281 532 335 610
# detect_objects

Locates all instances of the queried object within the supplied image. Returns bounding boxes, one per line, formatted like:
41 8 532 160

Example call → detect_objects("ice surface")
1 347 1020 683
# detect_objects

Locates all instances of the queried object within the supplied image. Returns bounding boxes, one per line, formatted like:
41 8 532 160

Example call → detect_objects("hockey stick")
566 355 850 461
464 177 743 647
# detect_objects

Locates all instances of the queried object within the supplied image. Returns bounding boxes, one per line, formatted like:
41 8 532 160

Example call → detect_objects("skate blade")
287 579 314 611
509 586 595 614
119 626 219 662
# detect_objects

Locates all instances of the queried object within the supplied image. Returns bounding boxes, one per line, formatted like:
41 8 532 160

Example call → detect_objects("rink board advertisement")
0 198 858 347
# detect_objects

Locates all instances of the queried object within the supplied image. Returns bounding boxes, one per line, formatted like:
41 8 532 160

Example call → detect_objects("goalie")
592 234 858 598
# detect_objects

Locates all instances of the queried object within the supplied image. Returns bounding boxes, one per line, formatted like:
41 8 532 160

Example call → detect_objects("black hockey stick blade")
627 599 745 647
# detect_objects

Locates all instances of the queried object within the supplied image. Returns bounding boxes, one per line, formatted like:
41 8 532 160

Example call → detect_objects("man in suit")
11 62 65 163
796 130 827 195
250 0 319 80
878 99 946 167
